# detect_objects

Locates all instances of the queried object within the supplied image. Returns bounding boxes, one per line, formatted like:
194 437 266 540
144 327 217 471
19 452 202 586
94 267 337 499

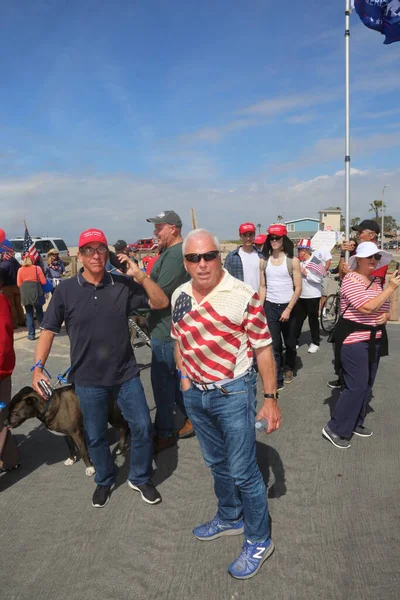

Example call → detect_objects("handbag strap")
340 277 376 319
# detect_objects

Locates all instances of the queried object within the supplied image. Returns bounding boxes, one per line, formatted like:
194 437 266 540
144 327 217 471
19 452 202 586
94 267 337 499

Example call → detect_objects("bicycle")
320 275 341 333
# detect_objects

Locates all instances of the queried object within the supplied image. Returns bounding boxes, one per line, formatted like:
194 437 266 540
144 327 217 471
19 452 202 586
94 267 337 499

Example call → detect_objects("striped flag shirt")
23 225 39 264
340 272 390 344
171 270 271 384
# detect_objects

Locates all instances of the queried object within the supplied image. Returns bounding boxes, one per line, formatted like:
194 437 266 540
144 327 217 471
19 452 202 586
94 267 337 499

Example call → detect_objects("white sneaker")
296 344 299 350
308 343 320 354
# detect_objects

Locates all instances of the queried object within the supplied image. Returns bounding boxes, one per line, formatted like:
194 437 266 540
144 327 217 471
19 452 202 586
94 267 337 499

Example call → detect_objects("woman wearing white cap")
322 242 400 449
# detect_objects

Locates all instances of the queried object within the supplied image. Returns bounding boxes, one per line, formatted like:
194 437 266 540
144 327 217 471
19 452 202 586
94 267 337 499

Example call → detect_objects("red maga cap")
267 223 287 237
78 228 108 248
254 234 267 245
239 222 256 234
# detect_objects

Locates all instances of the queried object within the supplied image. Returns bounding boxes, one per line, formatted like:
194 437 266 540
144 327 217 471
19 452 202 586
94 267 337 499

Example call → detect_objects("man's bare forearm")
255 345 276 396
34 330 56 367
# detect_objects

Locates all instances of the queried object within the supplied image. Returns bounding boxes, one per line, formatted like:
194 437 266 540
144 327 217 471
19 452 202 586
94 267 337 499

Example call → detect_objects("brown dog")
7 385 129 476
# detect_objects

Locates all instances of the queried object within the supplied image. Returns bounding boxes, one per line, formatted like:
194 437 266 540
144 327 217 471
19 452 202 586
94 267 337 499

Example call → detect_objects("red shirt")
0 294 16 379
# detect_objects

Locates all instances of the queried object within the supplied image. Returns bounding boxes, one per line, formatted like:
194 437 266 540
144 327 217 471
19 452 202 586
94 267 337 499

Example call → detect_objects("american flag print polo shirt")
171 269 271 384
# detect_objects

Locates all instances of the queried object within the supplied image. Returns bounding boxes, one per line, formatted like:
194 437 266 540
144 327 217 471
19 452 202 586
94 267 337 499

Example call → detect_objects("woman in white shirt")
295 239 325 354
258 224 302 389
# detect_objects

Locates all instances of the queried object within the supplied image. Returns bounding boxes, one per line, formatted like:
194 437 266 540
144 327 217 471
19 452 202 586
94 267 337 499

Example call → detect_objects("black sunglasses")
269 236 282 241
365 253 381 260
184 250 219 263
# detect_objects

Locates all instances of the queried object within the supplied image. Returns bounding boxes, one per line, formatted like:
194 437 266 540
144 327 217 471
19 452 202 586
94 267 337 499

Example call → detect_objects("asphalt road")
1 324 400 600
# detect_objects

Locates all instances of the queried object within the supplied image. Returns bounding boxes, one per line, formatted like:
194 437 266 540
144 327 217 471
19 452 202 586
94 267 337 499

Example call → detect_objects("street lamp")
381 184 389 248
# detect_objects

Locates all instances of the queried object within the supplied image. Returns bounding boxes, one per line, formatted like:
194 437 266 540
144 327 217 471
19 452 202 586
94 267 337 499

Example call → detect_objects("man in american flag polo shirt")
171 228 281 580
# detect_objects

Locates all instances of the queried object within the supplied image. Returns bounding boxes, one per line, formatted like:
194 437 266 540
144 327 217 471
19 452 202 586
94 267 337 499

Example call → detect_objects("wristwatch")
264 393 279 400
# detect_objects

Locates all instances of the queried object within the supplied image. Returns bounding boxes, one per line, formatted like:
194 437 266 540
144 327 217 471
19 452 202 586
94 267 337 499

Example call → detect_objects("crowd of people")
1 213 400 580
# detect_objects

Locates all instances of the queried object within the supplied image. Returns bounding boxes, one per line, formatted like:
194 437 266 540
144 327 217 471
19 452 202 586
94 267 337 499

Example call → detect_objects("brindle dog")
7 385 129 476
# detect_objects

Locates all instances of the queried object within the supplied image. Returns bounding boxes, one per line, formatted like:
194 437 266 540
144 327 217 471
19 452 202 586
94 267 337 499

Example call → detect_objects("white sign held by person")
311 230 343 252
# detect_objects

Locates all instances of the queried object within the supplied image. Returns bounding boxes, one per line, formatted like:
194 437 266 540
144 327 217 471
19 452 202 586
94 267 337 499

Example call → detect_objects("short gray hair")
182 228 220 255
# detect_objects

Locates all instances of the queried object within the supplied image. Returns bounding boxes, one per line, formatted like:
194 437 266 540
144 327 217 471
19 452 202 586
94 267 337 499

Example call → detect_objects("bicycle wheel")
320 294 340 333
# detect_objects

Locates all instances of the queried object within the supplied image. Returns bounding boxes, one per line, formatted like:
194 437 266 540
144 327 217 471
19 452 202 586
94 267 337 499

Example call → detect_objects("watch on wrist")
264 392 279 400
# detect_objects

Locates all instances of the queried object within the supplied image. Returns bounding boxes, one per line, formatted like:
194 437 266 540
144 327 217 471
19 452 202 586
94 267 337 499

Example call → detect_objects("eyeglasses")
269 236 282 241
80 245 108 257
184 250 219 263
365 253 381 260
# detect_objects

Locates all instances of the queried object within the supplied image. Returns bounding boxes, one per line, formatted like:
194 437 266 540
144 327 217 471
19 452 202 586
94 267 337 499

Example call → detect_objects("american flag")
307 254 326 276
172 290 270 383
23 225 39 263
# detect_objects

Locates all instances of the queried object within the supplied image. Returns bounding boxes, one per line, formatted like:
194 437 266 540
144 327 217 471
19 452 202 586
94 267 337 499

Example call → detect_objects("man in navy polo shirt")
32 228 168 509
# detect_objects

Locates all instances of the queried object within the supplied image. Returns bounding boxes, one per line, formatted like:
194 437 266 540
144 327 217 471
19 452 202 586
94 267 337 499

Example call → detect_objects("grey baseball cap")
146 210 182 227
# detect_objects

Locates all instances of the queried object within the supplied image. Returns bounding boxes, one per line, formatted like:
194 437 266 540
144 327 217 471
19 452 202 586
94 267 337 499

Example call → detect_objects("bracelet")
30 360 52 379
136 273 148 284
177 369 189 380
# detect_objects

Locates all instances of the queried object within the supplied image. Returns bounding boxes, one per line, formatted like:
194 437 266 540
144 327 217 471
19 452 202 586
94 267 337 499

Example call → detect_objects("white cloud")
1 167 399 244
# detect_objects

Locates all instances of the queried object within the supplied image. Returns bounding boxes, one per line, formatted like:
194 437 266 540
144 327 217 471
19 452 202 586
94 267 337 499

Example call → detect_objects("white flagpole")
344 0 351 262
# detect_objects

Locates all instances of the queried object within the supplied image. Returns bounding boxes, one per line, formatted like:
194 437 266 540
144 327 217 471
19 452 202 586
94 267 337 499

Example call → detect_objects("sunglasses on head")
365 253 381 260
80 245 108 257
184 250 219 263
269 235 282 241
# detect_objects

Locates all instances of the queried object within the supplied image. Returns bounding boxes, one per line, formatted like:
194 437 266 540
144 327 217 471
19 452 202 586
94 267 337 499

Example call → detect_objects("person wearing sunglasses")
145 210 192 451
32 228 169 509
258 224 302 389
224 222 263 292
171 228 281 580
323 242 400 449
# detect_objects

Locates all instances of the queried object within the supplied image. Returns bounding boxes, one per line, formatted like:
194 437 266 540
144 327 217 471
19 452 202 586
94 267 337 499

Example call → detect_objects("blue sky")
1 0 399 244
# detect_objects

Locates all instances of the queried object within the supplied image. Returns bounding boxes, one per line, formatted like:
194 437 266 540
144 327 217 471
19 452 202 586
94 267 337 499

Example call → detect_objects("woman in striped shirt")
322 242 400 449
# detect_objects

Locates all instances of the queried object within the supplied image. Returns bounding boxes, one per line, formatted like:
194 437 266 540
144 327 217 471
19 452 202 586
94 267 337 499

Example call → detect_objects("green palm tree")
369 200 385 219
277 215 283 222
256 223 262 234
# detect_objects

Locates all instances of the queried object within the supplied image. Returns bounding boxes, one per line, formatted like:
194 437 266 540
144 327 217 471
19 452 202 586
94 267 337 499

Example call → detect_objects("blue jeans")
151 338 186 438
75 376 153 487
182 371 270 543
25 304 44 338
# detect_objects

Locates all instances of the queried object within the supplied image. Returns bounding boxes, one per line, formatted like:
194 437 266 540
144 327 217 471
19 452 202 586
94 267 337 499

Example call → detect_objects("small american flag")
23 224 39 263
307 254 326 276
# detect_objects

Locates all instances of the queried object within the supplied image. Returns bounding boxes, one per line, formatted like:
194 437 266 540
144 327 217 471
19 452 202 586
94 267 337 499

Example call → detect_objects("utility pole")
381 184 389 248
190 208 198 230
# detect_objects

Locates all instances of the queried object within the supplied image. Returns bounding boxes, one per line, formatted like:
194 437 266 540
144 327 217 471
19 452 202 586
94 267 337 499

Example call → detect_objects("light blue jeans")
182 370 270 542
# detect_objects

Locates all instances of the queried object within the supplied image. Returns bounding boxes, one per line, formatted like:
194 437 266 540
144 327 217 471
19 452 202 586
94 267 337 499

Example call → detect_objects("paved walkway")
2 325 400 600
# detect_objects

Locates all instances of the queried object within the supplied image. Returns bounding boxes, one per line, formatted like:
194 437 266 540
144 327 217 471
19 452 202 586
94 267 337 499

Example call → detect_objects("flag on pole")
354 0 400 44
23 224 39 263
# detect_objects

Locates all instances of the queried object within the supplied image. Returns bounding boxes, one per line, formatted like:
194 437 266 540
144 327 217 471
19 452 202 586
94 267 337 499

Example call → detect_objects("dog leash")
30 363 72 416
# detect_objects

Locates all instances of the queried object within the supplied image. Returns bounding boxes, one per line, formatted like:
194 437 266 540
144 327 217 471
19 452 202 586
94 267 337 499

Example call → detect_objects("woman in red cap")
258 224 302 389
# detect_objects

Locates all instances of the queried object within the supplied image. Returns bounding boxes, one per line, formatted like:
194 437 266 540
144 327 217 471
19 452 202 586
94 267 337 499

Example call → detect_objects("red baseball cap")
267 223 287 237
254 234 267 245
239 222 256 235
78 228 108 248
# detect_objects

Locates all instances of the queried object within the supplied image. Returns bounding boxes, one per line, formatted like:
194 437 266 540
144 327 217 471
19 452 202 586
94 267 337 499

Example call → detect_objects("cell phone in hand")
38 379 53 399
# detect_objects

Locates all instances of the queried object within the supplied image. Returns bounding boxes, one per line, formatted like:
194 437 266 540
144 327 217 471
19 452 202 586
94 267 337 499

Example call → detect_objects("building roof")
318 208 342 213
284 217 320 224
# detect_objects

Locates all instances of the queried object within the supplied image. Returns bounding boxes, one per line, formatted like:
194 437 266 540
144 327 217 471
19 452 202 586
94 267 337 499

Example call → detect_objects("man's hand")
117 254 144 280
341 240 353 252
180 377 191 392
279 308 291 322
256 398 282 434
32 368 51 398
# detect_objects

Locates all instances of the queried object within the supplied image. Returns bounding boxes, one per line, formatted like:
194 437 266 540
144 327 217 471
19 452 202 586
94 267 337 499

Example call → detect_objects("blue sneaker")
193 517 244 541
228 538 275 579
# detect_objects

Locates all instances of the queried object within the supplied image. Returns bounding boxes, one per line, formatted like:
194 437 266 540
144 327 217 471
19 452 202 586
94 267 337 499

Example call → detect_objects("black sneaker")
277 383 284 391
322 426 351 449
128 481 162 505
353 425 373 437
284 370 293 384
92 484 114 508
327 378 342 389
